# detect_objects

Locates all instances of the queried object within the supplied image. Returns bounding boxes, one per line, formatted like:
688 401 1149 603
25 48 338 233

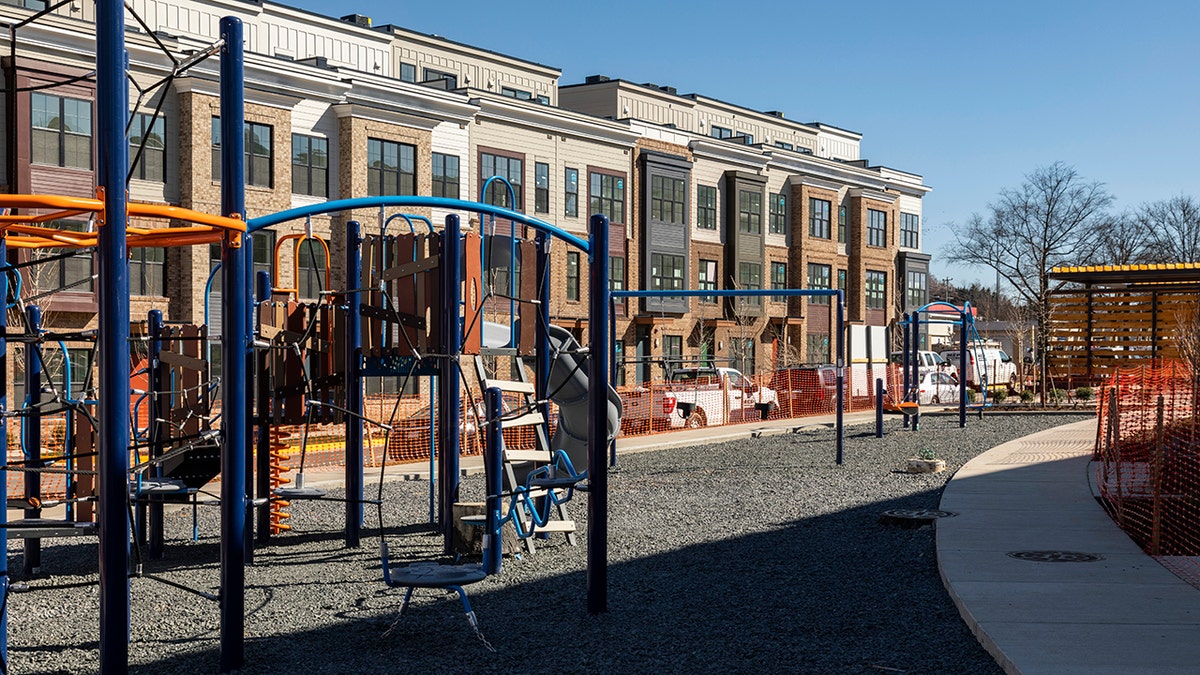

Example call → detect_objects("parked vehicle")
769 365 838 416
890 350 958 381
939 345 1018 391
657 366 777 429
917 370 961 405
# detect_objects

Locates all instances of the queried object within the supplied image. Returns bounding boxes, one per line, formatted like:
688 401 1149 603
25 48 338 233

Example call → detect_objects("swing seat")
384 560 487 588
883 401 920 416
273 485 328 500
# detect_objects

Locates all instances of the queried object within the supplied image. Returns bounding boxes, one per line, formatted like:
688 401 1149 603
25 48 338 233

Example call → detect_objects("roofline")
376 24 561 76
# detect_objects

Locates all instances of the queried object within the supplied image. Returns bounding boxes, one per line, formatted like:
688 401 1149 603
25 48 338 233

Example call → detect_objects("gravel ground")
6 412 1092 674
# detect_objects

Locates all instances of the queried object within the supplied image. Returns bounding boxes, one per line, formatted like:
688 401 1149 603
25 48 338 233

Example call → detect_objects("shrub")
991 388 1008 403
1049 388 1066 403
1019 389 1035 402
1075 386 1094 401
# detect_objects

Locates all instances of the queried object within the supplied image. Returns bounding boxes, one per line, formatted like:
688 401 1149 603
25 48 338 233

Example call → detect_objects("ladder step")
505 449 549 463
533 520 576 533
500 411 545 429
480 378 536 394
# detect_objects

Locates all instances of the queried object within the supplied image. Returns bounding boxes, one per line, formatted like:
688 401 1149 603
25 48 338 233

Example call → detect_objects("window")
662 335 682 369
738 134 754 145
367 138 416 196
769 193 787 234
774 141 793 151
609 256 625 292
32 92 91 169
38 347 90 403
770 261 787 301
399 63 416 83
534 162 549 213
907 270 927 309
807 263 831 305
730 337 755 375
432 153 460 199
738 261 761 305
806 334 830 364
699 259 717 304
481 152 523 208
129 112 164 182
738 190 761 234
129 246 164 296
866 270 887 309
564 167 578 217
297 239 327 300
838 205 847 244
589 171 625 223
651 253 684 291
535 95 550 106
837 268 847 294
697 185 717 230
901 212 920 249
422 68 457 88
211 118 274 187
868 208 888 247
710 125 732 139
291 134 328 198
809 198 831 239
566 251 580 301
651 175 686 225
501 86 532 100
613 341 626 386
37 220 93 293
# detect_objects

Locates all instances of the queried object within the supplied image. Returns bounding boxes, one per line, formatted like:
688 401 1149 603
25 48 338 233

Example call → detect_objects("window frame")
432 152 460 200
738 261 762 305
809 198 831 239
698 258 718 304
901 212 920 249
534 162 550 213
769 192 787 234
367 137 416 197
480 150 524 209
589 169 625 224
129 111 165 182
770 261 787 301
31 91 92 169
866 269 887 309
650 253 685 292
564 167 578 217
129 246 165 296
738 189 762 235
807 262 831 305
291 133 328 198
566 251 580 302
696 185 717 230
650 174 686 225
867 208 888 248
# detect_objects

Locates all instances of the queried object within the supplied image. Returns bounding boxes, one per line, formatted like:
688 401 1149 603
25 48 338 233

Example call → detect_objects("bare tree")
1091 210 1155 265
945 162 1114 397
1136 195 1200 263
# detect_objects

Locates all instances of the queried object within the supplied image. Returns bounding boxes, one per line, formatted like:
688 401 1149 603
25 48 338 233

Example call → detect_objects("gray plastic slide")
482 321 622 472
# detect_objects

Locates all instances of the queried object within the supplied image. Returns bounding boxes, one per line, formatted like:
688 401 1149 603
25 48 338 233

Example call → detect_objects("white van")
890 350 958 382
939 346 1018 390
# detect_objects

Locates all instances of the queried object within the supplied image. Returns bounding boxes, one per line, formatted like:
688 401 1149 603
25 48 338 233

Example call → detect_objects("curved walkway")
938 419 1200 674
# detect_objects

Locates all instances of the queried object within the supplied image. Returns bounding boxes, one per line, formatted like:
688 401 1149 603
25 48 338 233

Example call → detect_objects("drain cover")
1007 550 1105 563
879 508 958 529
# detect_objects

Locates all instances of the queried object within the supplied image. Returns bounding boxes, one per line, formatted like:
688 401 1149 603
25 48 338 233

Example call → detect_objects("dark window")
481 152 523 208
710 125 732 139
613 341 626 386
432 153 460 199
838 205 847 244
769 192 787 234
500 86 532 100
730 337 754 375
399 62 416 83
566 251 580 301
807 263 831 305
422 68 457 88
37 220 93 293
809 198 831 239
662 335 682 370
534 162 549 213
32 92 91 169
866 269 887 309
651 175 686 225
564 167 578 217
907 270 927 309
770 261 787 301
589 171 625 224
129 112 164 182
651 253 684 291
697 185 717 230
129 246 164 296
297 239 327 300
738 261 761 306
609 256 625 292
868 209 888 248
774 141 793 151
837 268 847 294
806 334 830 364
738 190 761 234
901 212 920 249
291 134 328 197
699 259 717 304
368 138 416 196
535 95 550 106
211 118 274 187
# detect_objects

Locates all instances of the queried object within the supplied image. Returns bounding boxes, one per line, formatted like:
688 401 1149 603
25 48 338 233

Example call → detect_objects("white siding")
430 121 470 226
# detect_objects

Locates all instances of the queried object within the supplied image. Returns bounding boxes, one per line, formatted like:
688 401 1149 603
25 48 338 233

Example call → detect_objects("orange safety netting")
1095 361 1200 571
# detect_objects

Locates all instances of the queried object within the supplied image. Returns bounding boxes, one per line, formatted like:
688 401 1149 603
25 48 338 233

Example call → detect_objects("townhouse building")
0 0 929 393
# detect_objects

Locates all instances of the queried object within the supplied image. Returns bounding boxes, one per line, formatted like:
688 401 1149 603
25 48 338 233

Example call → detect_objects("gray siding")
640 151 692 315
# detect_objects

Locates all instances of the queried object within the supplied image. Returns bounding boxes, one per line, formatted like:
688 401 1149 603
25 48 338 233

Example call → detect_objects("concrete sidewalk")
937 419 1200 674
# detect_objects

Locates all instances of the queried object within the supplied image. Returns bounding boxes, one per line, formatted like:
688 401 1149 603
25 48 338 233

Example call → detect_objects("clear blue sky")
287 0 1200 286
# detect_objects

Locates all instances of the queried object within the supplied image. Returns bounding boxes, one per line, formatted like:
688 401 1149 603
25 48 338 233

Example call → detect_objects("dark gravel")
6 412 1092 674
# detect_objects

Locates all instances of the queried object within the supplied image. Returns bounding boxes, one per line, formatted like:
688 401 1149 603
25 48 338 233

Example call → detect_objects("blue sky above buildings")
286 0 1200 287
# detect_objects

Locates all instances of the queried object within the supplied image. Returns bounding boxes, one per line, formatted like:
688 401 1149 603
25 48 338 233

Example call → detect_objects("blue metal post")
148 310 165 559
218 16 247 673
911 317 921 431
959 311 968 427
875 378 884 439
587 214 610 614
344 220 363 548
438 215 463 550
22 306 41 576
0 238 8 668
254 270 272 544
901 314 911 429
835 290 845 465
483 386 503 575
97 0 131 668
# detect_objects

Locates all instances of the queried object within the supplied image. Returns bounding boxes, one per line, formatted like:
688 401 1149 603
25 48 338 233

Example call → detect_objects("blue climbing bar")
345 220 364 548
587 214 610 614
96 0 131 669
218 15 248 673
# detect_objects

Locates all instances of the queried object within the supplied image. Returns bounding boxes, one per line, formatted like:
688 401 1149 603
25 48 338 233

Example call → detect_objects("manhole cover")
1007 550 1105 563
879 509 958 529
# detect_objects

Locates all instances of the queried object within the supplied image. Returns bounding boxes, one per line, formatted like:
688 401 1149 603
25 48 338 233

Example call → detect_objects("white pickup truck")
656 367 777 429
